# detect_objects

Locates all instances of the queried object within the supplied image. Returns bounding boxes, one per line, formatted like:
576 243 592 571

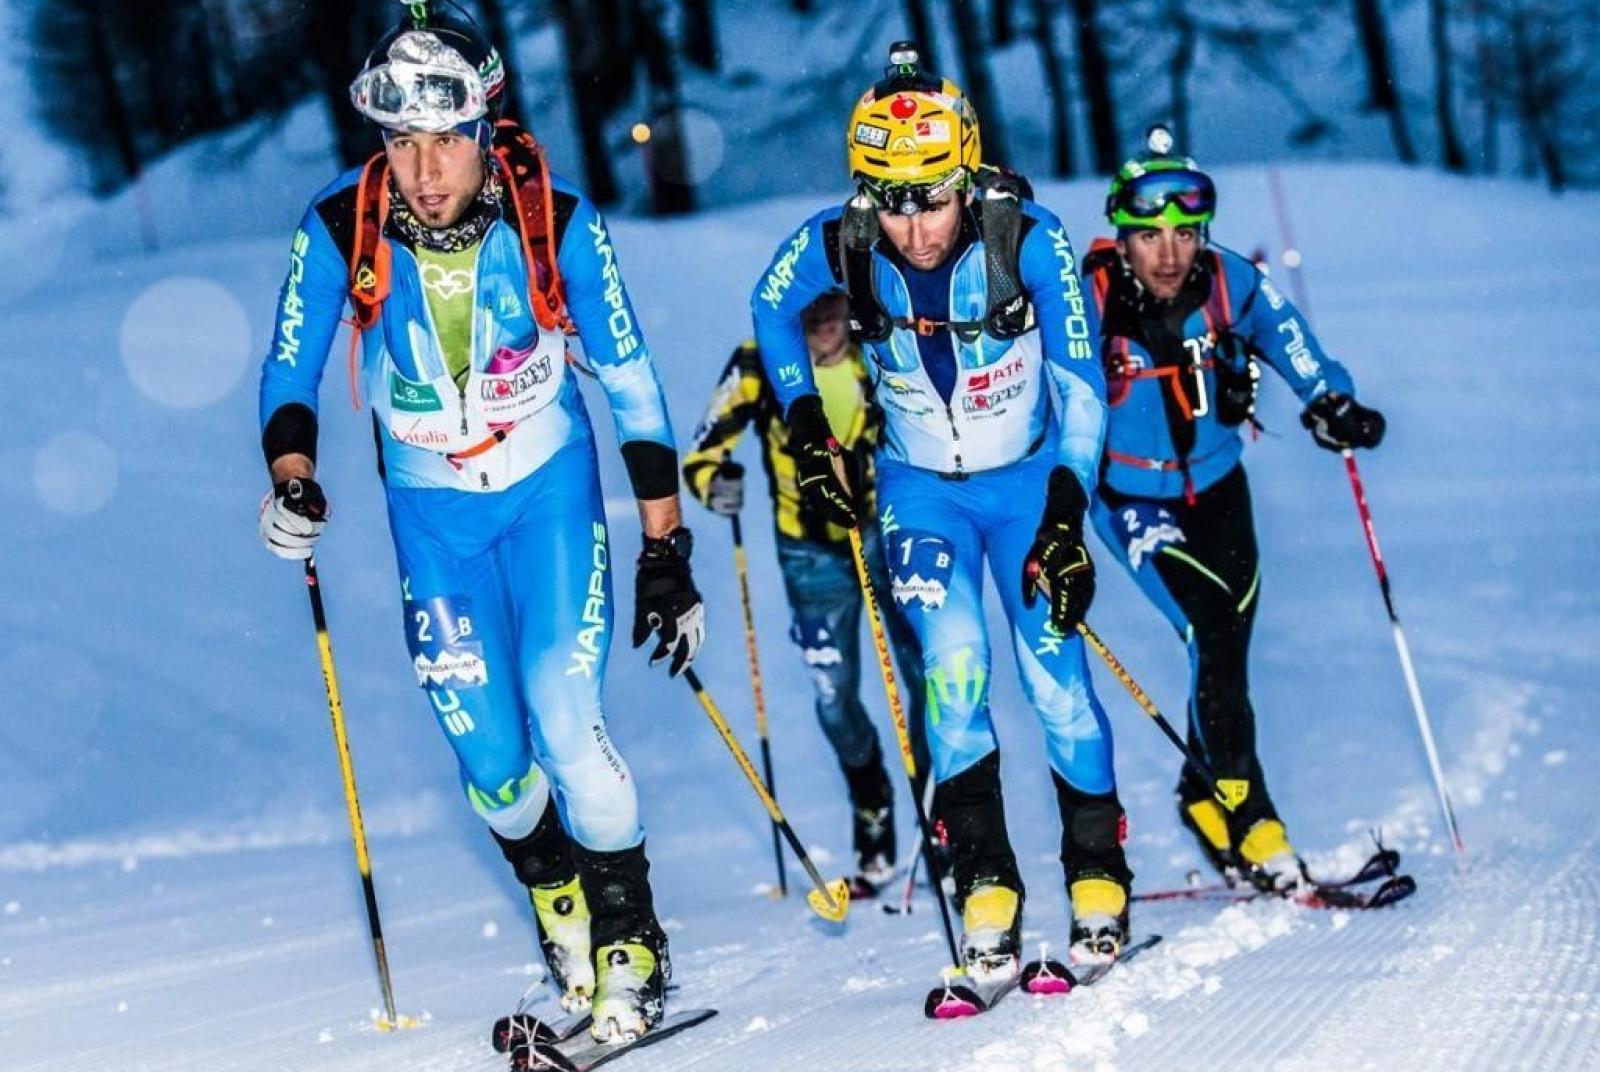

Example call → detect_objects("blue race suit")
1084 241 1359 833
750 197 1118 805
259 164 675 853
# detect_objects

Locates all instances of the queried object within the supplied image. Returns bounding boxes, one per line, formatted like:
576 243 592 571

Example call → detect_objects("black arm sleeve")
621 440 681 500
262 403 318 467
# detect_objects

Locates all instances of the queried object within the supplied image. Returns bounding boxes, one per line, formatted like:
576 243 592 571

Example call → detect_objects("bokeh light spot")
119 276 252 409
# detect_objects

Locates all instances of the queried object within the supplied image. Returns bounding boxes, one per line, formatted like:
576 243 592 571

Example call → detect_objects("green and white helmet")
1105 126 1216 230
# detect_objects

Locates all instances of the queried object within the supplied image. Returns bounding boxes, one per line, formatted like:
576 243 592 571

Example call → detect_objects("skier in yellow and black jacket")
683 292 928 894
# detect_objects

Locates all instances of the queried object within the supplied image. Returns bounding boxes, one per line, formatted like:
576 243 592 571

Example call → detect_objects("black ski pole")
302 558 415 1030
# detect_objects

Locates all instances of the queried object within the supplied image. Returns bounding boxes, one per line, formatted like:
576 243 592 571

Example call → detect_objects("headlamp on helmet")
859 168 968 216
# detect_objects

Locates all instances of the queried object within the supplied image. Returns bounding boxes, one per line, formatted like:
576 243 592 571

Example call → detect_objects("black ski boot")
1054 773 1134 965
936 753 1025 985
574 842 669 1043
843 744 896 893
493 801 595 1011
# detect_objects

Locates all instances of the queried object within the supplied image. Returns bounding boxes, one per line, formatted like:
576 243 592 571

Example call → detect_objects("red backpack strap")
491 122 571 334
1200 248 1233 339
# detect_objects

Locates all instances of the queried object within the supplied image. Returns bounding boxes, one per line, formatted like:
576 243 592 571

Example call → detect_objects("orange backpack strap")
348 153 392 331
1084 238 1133 404
491 121 571 334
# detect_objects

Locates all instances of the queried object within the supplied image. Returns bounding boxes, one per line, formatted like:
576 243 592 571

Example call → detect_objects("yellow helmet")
846 42 980 189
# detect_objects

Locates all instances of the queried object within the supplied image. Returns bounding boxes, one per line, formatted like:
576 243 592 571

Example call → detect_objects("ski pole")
883 770 939 916
730 513 787 898
301 559 416 1030
681 668 851 921
1075 622 1231 809
1339 451 1465 855
846 527 963 971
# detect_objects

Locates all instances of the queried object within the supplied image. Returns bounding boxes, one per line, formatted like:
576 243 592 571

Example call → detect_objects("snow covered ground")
2 163 1597 1071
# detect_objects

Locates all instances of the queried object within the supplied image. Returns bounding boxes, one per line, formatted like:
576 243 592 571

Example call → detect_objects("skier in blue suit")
1083 128 1386 891
255 9 698 1042
750 43 1134 977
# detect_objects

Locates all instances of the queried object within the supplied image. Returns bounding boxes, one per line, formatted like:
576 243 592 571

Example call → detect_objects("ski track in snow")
3 165 1598 1070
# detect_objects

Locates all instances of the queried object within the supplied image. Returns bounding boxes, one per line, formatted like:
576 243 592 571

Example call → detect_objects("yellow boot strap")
1185 799 1232 853
1239 819 1294 867
963 885 1020 931
1069 877 1128 918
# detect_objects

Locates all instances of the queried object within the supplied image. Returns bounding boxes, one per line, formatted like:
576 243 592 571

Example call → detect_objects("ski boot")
1054 773 1134 966
492 799 596 1010
1178 793 1245 886
574 841 671 1044
529 876 595 1011
1068 877 1129 965
960 883 1023 985
1237 819 1309 893
844 750 896 894
591 935 668 1043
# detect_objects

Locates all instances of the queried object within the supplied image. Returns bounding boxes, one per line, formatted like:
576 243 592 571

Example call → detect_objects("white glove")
259 476 328 560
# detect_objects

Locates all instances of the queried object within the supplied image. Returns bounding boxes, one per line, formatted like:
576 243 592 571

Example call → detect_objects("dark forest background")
20 0 1600 216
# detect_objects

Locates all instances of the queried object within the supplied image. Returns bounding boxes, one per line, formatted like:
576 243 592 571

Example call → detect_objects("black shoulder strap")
838 194 894 343
974 168 1031 339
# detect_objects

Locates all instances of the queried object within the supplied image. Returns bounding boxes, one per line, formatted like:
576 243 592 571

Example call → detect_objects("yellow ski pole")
730 513 788 897
302 558 417 1030
846 528 962 970
681 668 850 921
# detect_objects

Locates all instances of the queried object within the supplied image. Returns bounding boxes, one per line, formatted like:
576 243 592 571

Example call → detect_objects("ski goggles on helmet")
350 30 488 133
1107 168 1216 226
858 168 968 216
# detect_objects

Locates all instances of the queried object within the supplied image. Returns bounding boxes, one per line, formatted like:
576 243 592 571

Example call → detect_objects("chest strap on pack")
837 175 1033 345
343 122 575 413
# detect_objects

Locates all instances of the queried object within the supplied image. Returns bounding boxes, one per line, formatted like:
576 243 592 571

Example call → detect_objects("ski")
924 934 1163 1019
1018 933 1164 996
510 1009 717 1072
1137 871 1417 910
493 1010 593 1053
1133 847 1402 904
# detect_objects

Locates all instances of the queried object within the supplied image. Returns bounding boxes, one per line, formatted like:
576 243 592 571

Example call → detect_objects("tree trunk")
475 0 529 126
1170 0 1196 153
1070 0 1120 173
310 0 385 167
1508 2 1564 191
551 0 620 204
682 0 720 71
633 0 695 214
1352 0 1417 163
87 0 142 190
993 0 1015 46
948 0 1009 165
902 0 941 73
1027 0 1075 176
1473 0 1498 173
1429 0 1468 171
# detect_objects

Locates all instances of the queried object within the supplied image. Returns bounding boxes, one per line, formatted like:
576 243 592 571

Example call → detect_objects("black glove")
1215 354 1261 427
259 476 329 560
632 527 705 676
1021 467 1096 634
786 394 859 528
705 460 744 517
1301 391 1385 451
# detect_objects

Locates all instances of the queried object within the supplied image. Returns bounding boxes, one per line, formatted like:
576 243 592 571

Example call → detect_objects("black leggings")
1101 464 1279 832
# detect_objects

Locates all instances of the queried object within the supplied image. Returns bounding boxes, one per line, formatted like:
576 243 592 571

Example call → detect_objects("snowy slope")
1 165 1597 1071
